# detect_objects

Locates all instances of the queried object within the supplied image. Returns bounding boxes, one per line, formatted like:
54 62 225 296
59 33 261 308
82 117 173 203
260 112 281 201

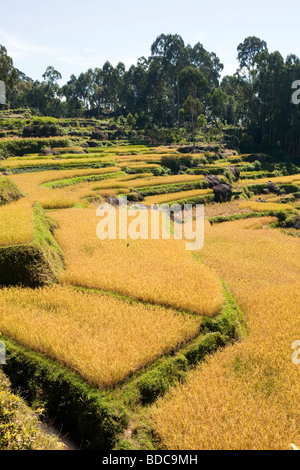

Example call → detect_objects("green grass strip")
42 171 126 189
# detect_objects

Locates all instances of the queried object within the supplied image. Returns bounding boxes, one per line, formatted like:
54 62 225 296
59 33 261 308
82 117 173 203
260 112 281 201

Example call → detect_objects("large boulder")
213 184 232 203
245 154 267 163
130 189 145 202
87 140 100 148
266 180 280 194
91 130 109 140
205 175 222 188
227 166 240 181
106 196 123 206
38 148 60 156
293 215 300 230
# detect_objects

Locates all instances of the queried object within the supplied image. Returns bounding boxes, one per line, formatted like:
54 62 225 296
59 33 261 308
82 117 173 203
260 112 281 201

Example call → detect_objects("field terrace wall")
0 203 64 287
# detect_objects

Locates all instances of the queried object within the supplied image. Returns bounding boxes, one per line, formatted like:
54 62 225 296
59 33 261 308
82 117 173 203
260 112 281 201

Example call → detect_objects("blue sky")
1 0 299 83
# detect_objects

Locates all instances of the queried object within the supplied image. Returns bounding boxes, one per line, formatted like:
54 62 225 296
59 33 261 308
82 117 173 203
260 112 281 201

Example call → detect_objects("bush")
0 137 71 156
279 184 300 194
0 178 23 205
185 332 227 365
161 155 181 174
137 355 188 404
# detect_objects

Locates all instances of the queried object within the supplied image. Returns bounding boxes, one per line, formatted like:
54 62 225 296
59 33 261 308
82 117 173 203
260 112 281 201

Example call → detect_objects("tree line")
1 34 300 155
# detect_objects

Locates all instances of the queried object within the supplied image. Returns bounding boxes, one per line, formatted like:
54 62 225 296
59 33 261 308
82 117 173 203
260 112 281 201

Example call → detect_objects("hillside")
0 111 299 450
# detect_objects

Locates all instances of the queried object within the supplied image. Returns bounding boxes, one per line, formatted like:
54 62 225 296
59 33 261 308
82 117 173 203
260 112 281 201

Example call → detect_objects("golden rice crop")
240 173 300 187
0 199 34 246
145 189 213 205
3 157 115 168
0 285 201 388
151 217 300 450
39 196 78 210
51 207 224 315
203 200 253 218
118 163 160 169
239 201 294 212
8 173 107 209
9 167 121 192
92 175 205 192
121 174 205 189
114 154 162 163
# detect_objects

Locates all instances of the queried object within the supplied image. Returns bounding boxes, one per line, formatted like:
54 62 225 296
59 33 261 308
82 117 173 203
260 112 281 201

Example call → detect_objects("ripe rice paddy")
51 207 224 315
0 199 34 246
1 139 300 450
0 285 201 388
151 217 300 450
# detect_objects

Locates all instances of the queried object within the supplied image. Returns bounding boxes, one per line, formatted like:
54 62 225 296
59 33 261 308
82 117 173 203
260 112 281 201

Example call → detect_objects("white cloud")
0 30 105 68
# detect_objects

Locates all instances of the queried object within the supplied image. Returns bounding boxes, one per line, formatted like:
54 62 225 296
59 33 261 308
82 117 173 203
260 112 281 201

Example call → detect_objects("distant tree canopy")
0 45 17 89
2 33 300 155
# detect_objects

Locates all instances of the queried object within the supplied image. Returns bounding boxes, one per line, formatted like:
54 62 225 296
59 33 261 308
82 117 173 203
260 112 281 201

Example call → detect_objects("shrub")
0 137 71 156
137 356 188 404
0 178 23 205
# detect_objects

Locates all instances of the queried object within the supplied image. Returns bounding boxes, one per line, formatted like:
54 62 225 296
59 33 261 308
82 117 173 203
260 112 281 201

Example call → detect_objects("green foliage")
0 177 23 205
185 332 227 364
240 133 255 153
197 114 207 130
126 113 136 128
137 355 188 405
274 210 299 228
208 212 270 224
152 166 171 176
0 137 71 157
279 183 300 194
0 371 61 450
160 154 196 174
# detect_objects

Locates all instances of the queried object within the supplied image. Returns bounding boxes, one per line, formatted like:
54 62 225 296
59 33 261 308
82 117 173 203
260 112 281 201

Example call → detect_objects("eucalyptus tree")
179 66 208 147
0 45 17 90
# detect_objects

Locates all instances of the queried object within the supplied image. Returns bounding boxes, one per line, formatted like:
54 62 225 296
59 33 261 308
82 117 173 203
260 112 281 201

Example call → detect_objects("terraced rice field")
144 189 213 205
0 285 201 388
0 199 34 246
151 217 300 450
52 207 224 315
1 136 300 450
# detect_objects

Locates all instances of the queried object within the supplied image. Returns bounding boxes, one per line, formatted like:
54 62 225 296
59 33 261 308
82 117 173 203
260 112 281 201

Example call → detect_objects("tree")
0 45 17 92
188 42 223 87
150 34 190 124
197 114 207 134
208 88 228 121
237 36 268 80
126 113 136 128
181 96 204 148
179 67 208 148
42 66 62 85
